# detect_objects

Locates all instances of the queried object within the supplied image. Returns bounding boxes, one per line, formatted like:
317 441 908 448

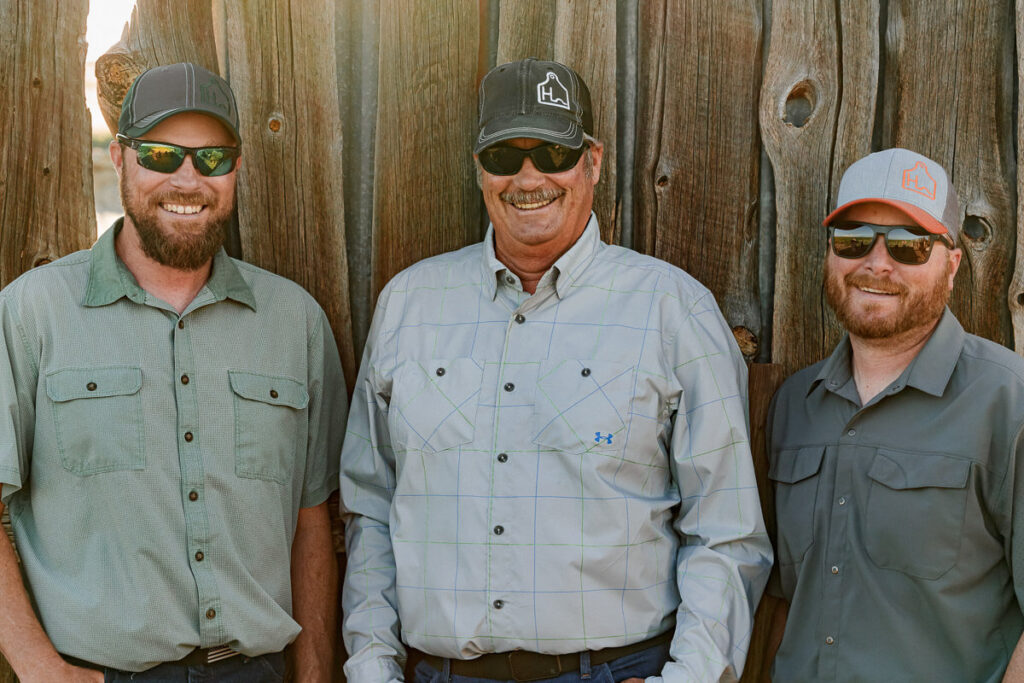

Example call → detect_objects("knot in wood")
268 117 282 132
42 167 51 176
961 215 991 245
31 76 42 87
732 326 758 358
656 175 669 188
783 81 816 128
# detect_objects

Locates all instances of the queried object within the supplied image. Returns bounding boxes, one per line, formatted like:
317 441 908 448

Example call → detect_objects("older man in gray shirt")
768 148 1024 682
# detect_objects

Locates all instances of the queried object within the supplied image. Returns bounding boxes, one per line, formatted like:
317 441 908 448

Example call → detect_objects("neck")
493 222 586 295
115 218 213 314
848 318 940 405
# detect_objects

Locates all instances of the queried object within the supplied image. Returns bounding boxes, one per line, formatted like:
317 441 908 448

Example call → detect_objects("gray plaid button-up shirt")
341 216 771 682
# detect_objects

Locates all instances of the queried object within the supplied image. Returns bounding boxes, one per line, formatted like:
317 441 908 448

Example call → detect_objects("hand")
619 678 645 683
58 664 105 683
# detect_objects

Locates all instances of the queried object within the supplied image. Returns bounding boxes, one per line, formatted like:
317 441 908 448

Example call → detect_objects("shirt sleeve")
340 288 405 683
300 309 346 508
0 290 38 504
653 291 773 683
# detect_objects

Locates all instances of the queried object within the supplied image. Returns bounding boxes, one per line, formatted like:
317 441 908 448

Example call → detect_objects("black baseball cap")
118 62 240 142
475 58 593 154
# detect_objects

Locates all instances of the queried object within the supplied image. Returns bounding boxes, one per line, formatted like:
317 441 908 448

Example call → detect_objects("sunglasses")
117 134 240 177
829 222 954 265
478 142 585 176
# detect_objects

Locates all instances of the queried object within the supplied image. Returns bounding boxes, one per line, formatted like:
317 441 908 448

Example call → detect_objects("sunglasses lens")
885 228 933 265
831 226 877 259
194 147 238 177
531 144 584 173
136 143 186 173
478 146 525 175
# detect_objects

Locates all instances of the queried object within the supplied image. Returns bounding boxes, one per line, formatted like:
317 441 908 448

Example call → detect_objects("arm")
1005 632 1024 682
0 495 101 683
657 293 774 682
290 502 338 682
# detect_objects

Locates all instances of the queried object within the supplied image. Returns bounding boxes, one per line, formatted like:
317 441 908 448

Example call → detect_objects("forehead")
832 201 920 227
139 112 235 146
500 137 548 150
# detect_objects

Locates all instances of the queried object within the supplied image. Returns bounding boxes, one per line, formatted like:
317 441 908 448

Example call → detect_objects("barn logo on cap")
902 161 937 201
537 71 570 110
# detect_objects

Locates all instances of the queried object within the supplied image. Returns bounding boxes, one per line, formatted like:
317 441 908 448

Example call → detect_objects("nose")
860 234 895 274
512 156 546 191
167 155 204 190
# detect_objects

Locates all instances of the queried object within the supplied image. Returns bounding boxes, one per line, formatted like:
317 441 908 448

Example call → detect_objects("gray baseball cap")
118 62 240 142
475 58 593 154
824 148 959 239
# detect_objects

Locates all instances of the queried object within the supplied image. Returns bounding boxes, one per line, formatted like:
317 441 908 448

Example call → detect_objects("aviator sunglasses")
116 134 240 177
829 222 954 265
478 142 586 176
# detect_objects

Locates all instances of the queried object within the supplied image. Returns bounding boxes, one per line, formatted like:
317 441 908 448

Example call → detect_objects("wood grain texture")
634 0 762 356
496 0 617 243
759 0 840 375
882 1 1016 347
222 0 356 389
372 1 483 297
0 0 94 289
1013 0 1024 353
742 362 786 682
94 0 218 136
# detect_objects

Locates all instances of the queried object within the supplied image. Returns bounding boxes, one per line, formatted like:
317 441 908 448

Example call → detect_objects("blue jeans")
102 652 286 682
411 640 671 683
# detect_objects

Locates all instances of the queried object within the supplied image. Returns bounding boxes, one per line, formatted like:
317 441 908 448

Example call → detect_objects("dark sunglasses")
478 142 585 176
117 134 240 177
829 222 954 265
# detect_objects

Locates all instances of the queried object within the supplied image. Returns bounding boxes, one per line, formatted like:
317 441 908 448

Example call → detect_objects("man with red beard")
341 58 771 683
767 148 1024 682
0 63 345 682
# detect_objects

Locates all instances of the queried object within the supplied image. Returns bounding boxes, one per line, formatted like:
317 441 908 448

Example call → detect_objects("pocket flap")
867 449 970 490
46 366 142 402
769 445 825 484
229 371 309 409
533 359 634 453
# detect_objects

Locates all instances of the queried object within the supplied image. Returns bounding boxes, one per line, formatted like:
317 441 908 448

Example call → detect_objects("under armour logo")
537 71 570 110
594 432 613 445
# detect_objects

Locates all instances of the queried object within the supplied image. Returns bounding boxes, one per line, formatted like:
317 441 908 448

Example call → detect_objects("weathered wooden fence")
0 1 1020 681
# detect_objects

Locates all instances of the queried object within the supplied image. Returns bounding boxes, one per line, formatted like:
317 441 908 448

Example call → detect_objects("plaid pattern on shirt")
340 216 772 682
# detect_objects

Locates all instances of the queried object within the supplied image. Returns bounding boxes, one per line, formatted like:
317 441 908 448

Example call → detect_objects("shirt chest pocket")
769 445 825 566
531 360 635 454
46 366 145 475
864 449 971 579
388 358 482 453
229 371 308 484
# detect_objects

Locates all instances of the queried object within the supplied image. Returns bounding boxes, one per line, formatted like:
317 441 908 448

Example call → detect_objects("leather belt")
64 645 243 671
411 630 672 682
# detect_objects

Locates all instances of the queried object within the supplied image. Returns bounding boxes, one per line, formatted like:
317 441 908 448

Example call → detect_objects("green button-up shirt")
767 309 1024 682
0 222 346 672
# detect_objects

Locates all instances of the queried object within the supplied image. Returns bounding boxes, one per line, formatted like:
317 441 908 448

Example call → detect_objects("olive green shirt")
767 309 1024 682
0 222 345 672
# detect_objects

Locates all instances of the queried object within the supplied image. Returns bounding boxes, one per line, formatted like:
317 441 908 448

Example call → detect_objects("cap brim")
475 113 582 154
823 198 949 235
121 107 241 144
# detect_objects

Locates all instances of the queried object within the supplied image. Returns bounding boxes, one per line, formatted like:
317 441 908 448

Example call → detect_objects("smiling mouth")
160 202 206 216
508 196 558 211
857 286 899 296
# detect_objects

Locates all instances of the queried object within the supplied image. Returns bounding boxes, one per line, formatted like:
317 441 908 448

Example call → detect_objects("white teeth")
860 287 895 295
161 203 204 215
511 197 556 210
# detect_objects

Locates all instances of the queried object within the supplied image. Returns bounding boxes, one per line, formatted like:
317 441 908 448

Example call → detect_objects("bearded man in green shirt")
0 63 345 682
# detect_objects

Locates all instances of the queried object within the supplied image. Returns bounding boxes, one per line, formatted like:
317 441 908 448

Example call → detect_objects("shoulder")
0 249 91 307
591 244 718 310
957 333 1024 387
230 258 329 326
775 359 827 402
385 242 483 291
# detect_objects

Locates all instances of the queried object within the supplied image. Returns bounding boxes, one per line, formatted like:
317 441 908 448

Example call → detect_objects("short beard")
120 172 232 271
824 253 952 339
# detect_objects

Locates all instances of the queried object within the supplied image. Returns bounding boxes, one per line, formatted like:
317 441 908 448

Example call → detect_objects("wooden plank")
741 362 786 682
881 1 1015 347
0 0 94 289
496 1 617 243
222 0 357 390
1013 0 1024 354
634 0 763 357
372 1 483 297
759 0 840 375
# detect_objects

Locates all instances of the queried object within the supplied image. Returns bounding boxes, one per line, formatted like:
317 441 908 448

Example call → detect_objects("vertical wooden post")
633 0 763 356
1011 0 1024 353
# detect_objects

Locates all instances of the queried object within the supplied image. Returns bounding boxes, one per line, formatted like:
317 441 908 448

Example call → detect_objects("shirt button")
825 636 835 645
505 276 515 285
206 609 216 619
494 525 504 535
188 491 199 501
269 389 279 399
831 565 839 575
178 320 185 330
581 368 591 377
195 551 205 562
184 432 194 442
838 497 847 506
86 382 97 391
436 367 446 377
504 382 515 392
180 375 189 385
514 314 525 324
497 453 508 463
493 600 504 609
847 429 856 437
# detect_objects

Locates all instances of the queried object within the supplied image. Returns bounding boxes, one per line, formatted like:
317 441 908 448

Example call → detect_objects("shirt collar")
83 218 257 311
481 212 602 300
809 307 964 399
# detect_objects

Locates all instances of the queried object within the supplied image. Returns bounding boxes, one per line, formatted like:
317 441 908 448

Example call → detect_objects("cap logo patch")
902 161 937 201
537 71 570 110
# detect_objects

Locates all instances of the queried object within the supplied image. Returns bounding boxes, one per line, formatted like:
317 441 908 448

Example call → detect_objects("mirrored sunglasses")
116 134 240 177
829 222 954 265
477 142 585 176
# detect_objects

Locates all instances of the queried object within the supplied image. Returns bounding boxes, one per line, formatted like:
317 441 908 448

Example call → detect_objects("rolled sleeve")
300 311 346 509
0 291 38 503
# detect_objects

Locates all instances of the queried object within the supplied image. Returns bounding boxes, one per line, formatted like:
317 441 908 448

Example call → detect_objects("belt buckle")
506 651 563 682
205 645 241 664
